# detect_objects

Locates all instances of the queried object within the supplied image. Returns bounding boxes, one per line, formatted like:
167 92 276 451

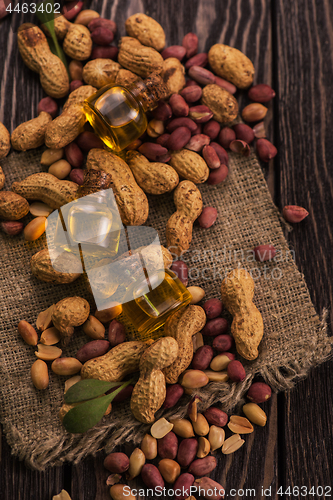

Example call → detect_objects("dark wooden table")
1 1 332 498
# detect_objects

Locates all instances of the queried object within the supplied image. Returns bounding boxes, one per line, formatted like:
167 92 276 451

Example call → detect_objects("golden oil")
83 74 169 152
122 269 192 341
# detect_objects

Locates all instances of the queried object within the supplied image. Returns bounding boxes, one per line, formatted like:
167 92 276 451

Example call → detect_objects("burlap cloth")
0 148 331 470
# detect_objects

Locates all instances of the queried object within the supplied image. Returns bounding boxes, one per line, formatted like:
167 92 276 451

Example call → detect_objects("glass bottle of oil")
83 73 169 152
119 259 192 341
53 170 122 261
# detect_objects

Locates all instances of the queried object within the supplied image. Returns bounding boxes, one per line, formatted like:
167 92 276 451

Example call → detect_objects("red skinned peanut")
203 120 220 140
91 46 118 59
253 244 276 262
173 473 195 500
185 53 208 70
256 138 277 162
198 207 218 228
203 298 223 319
282 205 309 223
76 131 104 151
210 142 228 165
157 431 179 459
163 383 184 408
38 97 58 119
192 345 214 371
167 117 198 134
141 464 164 489
182 33 198 58
247 382 272 403
180 85 203 103
108 319 126 347
177 438 198 468
233 123 255 144
62 1 83 20
207 164 229 185
214 75 237 94
212 334 234 352
248 84 276 103
202 318 228 336
218 127 236 149
88 18 117 34
65 142 84 168
70 169 84 185
166 127 191 151
170 260 188 286
227 360 246 382
161 45 186 60
203 407 228 427
91 27 114 45
169 94 189 117
151 101 172 121
202 145 220 169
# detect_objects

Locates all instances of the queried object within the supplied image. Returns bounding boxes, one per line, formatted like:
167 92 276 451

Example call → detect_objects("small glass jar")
83 73 169 152
52 170 122 260
121 267 192 341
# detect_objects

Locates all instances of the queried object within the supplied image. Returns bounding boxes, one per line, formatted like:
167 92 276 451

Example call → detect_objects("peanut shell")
31 249 82 284
126 151 179 195
0 191 29 220
0 122 11 159
125 13 165 51
86 148 149 226
161 57 186 94
17 24 69 98
81 341 147 382
11 112 52 151
208 44 255 89
169 149 209 184
201 84 238 123
118 37 164 78
82 59 120 88
63 24 92 61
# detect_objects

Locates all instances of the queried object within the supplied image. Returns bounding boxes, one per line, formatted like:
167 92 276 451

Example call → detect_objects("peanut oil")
121 269 192 341
84 86 147 152
83 74 169 152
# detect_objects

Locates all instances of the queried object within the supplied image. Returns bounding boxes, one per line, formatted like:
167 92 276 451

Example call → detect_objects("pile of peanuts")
103 376 271 500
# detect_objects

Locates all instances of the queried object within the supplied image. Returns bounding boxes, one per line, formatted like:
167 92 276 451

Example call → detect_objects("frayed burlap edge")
2 309 331 470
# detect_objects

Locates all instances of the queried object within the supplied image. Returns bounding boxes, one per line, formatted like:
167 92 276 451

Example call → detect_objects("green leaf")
63 380 133 434
64 379 121 404
47 36 70 74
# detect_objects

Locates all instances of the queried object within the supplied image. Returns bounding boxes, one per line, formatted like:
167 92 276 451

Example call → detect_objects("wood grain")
274 0 333 492
0 0 331 498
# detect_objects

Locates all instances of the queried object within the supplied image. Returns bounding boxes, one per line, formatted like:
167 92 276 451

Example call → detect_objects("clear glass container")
121 268 192 341
83 73 169 152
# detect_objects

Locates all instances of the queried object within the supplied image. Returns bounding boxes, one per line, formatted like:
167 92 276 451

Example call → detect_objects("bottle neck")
127 73 169 112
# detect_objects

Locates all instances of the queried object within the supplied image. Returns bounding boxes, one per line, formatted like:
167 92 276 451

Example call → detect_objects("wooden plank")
274 0 333 492
0 426 65 499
